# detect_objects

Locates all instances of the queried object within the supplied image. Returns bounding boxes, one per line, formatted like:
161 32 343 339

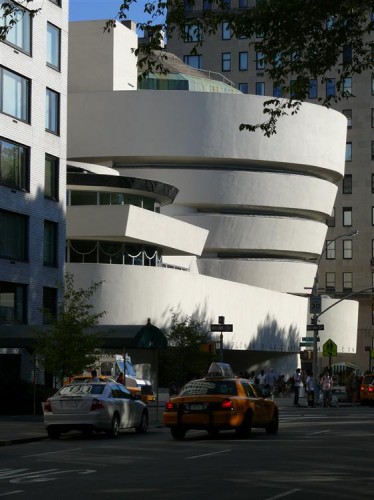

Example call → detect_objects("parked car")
43 381 148 439
360 374 374 405
163 362 279 440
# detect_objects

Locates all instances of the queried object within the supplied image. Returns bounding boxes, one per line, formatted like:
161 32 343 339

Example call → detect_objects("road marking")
22 448 82 458
185 449 231 460
306 430 330 436
0 493 23 497
264 488 301 500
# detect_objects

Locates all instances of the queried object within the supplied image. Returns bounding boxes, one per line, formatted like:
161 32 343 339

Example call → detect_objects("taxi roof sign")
207 362 235 378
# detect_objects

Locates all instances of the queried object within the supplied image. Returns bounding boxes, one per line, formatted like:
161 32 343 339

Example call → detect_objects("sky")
69 0 156 26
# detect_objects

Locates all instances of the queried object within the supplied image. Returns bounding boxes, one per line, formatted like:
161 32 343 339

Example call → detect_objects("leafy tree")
107 0 374 135
35 273 106 385
158 313 217 387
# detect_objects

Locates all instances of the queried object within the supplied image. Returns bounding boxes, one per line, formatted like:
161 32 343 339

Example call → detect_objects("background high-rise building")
166 2 374 371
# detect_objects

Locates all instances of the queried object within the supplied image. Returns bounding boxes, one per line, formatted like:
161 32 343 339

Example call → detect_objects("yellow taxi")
163 362 278 440
360 374 374 405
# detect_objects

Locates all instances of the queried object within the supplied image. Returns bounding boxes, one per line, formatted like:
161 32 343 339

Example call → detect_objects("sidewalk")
0 395 302 447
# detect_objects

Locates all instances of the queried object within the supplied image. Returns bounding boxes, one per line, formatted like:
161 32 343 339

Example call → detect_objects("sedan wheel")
47 428 60 440
135 411 148 434
108 414 120 438
170 426 186 440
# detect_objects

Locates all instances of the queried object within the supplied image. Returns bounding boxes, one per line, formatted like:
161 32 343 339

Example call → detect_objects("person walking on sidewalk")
293 368 303 406
320 369 333 407
306 370 314 407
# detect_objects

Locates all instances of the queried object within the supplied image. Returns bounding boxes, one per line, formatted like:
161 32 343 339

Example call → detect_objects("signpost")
210 316 233 362
323 338 337 368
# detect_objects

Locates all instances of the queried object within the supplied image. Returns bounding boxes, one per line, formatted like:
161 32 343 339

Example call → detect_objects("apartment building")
167 2 374 371
0 0 68 379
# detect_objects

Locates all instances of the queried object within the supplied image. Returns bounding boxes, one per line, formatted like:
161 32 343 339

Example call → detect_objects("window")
238 83 248 94
372 74 374 95
239 0 248 7
239 52 248 71
184 0 193 13
256 82 265 95
222 22 232 40
185 24 201 42
372 174 374 193
0 0 31 54
0 137 29 191
343 46 352 65
43 287 57 324
372 239 374 258
342 109 352 128
0 67 30 122
45 154 59 200
0 281 27 324
343 272 353 291
203 0 211 10
372 206 374 225
372 141 374 161
326 78 335 97
222 0 230 8
345 142 352 161
326 240 336 259
46 88 60 134
222 52 231 72
343 174 352 194
343 207 352 226
48 0 61 5
325 272 335 291
327 207 335 227
47 22 61 70
343 77 352 95
273 84 282 97
0 209 28 261
44 220 57 266
343 239 352 259
184 55 202 69
308 79 317 99
256 52 265 70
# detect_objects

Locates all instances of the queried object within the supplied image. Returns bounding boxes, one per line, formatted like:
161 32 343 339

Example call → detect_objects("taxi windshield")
179 380 238 396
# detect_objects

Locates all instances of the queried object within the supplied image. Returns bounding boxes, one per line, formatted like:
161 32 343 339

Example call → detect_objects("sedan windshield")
58 384 105 396
179 380 238 396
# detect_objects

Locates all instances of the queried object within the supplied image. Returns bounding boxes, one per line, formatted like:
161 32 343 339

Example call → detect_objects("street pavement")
0 394 323 446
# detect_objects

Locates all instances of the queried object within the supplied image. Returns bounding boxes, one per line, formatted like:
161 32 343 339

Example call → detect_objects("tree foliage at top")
158 313 216 387
107 0 374 135
35 273 106 384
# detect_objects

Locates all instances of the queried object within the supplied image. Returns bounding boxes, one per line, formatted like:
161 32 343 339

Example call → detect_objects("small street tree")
35 273 106 385
159 313 216 387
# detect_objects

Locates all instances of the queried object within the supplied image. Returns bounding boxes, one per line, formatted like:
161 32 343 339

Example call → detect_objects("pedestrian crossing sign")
323 339 337 357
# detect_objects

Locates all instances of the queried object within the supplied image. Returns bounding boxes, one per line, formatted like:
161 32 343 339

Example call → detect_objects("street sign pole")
210 316 234 362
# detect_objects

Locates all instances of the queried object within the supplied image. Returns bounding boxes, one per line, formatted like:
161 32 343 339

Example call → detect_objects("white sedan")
43 381 148 439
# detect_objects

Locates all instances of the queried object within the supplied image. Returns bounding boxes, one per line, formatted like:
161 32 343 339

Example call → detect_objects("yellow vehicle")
360 374 374 405
163 362 278 440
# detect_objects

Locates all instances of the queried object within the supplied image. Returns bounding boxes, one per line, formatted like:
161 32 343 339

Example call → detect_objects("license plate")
64 400 78 407
189 403 203 411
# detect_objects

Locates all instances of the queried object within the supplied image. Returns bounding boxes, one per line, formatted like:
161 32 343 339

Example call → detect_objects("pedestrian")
293 368 303 406
265 368 277 397
249 371 256 386
258 369 267 396
91 369 100 382
320 369 333 407
306 370 314 407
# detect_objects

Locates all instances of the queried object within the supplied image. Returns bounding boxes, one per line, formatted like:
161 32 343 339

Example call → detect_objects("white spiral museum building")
66 20 359 375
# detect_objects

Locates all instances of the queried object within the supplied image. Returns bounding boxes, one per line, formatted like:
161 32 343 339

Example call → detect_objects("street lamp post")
310 228 358 404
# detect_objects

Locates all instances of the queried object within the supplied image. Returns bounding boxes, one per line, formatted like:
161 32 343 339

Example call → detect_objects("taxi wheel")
208 428 220 437
47 428 60 440
265 411 279 434
171 426 186 440
235 412 252 439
